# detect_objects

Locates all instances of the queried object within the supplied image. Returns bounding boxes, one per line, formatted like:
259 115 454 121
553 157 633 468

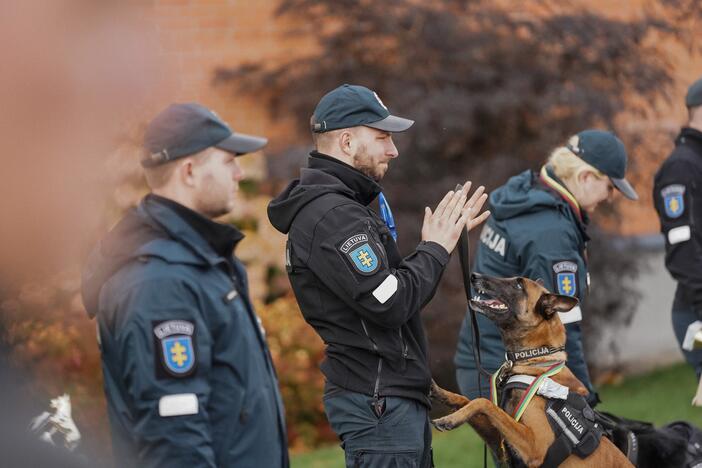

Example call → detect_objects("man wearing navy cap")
81 103 289 467
654 77 702 384
268 84 490 467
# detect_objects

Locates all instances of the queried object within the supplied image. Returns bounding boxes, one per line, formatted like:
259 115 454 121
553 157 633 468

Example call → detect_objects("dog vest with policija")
491 361 605 467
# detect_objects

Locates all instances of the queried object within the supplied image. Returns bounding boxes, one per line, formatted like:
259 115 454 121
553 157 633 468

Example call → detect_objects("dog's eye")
515 280 523 290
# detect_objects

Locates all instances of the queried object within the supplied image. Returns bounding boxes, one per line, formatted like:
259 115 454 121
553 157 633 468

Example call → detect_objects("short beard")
353 144 384 181
193 174 233 219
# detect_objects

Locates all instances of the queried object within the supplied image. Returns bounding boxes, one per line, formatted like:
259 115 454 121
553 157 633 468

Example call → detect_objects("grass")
291 363 702 467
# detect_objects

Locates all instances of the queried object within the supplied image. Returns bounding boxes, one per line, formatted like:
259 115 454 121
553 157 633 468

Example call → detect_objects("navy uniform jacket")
82 195 288 468
268 153 450 407
454 168 595 398
653 127 702 313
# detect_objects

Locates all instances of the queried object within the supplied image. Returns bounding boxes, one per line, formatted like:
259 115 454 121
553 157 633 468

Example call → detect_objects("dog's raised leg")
432 398 546 467
430 380 470 410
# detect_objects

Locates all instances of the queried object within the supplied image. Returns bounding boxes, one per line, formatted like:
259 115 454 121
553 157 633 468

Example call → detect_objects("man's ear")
536 293 579 320
179 158 196 187
339 130 355 156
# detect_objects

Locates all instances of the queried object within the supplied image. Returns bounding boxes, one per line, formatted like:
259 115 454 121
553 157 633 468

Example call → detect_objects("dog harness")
490 360 605 467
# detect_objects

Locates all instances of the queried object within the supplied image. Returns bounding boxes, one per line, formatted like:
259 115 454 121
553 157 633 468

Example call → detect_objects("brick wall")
138 0 701 236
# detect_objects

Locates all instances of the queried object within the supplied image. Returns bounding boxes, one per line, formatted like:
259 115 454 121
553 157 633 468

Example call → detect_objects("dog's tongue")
485 299 503 307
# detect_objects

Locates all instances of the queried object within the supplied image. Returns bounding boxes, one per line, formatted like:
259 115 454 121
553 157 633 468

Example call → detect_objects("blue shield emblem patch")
557 272 577 297
162 336 195 375
350 243 379 274
153 320 196 378
661 184 685 219
339 233 383 276
552 261 578 297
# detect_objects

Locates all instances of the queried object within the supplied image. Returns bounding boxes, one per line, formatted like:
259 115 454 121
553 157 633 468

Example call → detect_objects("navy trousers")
323 383 433 468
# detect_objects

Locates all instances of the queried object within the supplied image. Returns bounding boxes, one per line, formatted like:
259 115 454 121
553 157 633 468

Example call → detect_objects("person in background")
653 77 702 386
454 129 638 406
82 103 289 467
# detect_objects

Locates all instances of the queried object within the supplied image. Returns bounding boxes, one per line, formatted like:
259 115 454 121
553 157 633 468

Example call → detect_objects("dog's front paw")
431 416 457 432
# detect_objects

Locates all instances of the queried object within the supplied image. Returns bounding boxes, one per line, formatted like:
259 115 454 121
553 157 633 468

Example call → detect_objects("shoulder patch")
552 261 578 297
339 233 380 275
153 320 196 378
661 184 685 219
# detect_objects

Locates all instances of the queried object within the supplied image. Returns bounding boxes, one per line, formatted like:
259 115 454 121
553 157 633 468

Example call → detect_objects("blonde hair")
547 146 605 185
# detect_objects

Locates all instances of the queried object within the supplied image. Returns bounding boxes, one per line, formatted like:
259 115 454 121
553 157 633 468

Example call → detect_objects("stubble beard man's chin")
353 151 386 182
194 192 234 219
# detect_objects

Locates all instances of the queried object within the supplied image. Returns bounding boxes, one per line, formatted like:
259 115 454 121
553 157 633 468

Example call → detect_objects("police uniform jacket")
455 168 594 395
268 153 450 407
81 195 288 468
653 127 702 313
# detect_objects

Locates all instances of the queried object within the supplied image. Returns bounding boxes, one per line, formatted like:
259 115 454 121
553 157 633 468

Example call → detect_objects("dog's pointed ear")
535 278 545 286
536 293 579 320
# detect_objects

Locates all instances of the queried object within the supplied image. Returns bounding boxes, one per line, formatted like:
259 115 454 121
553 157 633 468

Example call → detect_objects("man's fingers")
448 191 468 223
438 189 463 221
458 193 487 220
466 185 486 208
458 180 472 197
424 206 432 224
467 210 491 231
470 193 489 215
434 191 455 218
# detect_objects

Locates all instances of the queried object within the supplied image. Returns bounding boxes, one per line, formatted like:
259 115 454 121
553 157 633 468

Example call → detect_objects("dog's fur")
431 274 633 467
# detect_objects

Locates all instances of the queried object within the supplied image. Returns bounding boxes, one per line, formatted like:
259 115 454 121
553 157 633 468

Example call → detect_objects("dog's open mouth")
470 287 508 313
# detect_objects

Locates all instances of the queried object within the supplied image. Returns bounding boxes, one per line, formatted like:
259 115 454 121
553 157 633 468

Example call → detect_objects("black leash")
455 185 492 467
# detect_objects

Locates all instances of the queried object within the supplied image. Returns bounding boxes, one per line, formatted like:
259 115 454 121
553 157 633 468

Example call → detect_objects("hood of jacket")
490 169 567 221
81 205 165 318
81 195 236 318
267 152 382 234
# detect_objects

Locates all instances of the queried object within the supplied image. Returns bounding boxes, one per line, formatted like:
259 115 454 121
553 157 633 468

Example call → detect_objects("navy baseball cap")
565 129 638 200
142 103 267 167
686 77 702 107
311 84 414 133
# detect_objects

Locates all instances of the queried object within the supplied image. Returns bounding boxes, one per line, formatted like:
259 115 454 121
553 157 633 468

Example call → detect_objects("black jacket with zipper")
653 127 702 313
268 153 450 407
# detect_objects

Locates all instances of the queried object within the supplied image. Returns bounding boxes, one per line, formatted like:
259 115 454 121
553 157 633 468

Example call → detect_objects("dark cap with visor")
142 103 267 167
565 129 638 200
311 84 414 133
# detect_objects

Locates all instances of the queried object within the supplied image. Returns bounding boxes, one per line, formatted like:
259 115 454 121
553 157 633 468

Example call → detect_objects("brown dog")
431 273 633 467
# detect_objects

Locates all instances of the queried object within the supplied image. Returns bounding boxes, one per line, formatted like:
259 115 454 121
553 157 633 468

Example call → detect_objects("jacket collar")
138 194 243 266
537 166 590 241
677 127 702 155
308 151 382 206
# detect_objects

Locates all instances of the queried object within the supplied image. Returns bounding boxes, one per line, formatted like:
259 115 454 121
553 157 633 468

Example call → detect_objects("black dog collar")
506 346 565 362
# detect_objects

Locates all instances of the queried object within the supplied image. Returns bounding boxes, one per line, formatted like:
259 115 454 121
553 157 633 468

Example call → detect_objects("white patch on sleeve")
158 393 198 417
372 274 398 304
668 225 691 245
558 305 582 324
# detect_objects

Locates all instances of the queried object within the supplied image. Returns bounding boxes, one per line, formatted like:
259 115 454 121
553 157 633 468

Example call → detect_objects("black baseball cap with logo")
565 129 639 200
311 84 414 133
142 103 268 167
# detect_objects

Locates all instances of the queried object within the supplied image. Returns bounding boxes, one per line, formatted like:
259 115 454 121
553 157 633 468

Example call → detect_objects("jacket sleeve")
654 159 702 311
114 277 216 468
520 228 595 395
304 204 450 329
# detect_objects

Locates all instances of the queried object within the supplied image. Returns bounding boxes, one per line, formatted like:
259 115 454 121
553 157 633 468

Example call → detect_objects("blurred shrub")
257 296 335 451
